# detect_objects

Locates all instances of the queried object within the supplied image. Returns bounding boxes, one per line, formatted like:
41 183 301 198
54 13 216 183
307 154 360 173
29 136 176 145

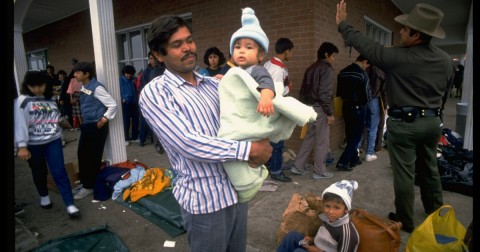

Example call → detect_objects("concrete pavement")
14 97 472 251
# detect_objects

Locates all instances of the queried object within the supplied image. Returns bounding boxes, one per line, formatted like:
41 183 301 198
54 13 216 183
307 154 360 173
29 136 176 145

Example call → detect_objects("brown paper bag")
277 193 323 244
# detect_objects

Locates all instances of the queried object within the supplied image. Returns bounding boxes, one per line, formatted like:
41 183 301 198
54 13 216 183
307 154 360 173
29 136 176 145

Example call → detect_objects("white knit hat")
322 180 359 211
230 7 269 55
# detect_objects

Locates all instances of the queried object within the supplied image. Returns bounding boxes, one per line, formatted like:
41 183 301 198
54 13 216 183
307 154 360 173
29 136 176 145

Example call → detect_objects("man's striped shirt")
139 69 251 214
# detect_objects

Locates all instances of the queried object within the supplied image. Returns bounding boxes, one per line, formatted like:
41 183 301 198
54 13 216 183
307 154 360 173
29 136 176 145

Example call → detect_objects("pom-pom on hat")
322 180 358 211
230 7 269 55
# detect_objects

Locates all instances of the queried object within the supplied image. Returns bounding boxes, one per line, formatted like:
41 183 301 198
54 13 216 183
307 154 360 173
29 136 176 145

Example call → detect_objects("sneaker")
74 188 93 200
365 154 378 162
66 205 81 218
313 172 333 179
124 141 130 146
131 139 140 144
291 166 307 175
72 184 83 194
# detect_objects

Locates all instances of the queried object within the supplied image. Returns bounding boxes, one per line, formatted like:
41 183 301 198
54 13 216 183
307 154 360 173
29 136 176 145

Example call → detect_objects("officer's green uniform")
338 20 455 230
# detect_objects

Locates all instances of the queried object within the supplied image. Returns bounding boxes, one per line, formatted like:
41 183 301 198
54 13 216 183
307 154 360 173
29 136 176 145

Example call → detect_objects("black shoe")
41 202 53 209
388 212 414 233
270 172 292 182
336 163 353 171
350 159 362 167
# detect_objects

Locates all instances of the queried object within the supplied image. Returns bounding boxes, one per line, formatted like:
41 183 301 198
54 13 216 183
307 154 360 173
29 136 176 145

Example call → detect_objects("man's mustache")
181 52 197 61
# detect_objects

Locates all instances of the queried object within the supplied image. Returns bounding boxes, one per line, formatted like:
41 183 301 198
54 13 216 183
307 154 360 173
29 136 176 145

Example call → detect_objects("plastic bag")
406 205 466 252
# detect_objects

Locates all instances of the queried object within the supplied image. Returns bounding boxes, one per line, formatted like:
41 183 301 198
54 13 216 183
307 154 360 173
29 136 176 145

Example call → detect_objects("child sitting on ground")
277 180 360 252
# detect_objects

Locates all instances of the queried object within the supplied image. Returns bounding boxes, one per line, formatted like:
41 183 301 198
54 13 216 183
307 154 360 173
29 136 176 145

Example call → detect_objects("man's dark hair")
408 27 432 44
46 65 55 72
122 65 136 75
148 15 192 56
203 47 226 66
73 62 96 80
275 38 294 54
57 70 67 76
356 55 368 62
21 70 53 99
317 42 339 60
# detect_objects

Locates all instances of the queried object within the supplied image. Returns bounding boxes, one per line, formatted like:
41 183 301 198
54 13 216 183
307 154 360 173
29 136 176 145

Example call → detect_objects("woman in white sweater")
14 70 80 218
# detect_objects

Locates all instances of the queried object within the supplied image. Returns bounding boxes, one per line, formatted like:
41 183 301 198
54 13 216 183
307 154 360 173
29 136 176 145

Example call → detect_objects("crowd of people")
14 1 457 251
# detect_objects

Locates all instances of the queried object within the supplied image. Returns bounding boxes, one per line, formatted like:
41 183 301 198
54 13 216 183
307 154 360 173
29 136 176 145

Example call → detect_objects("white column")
462 2 473 150
13 0 33 92
89 0 127 163
13 24 28 94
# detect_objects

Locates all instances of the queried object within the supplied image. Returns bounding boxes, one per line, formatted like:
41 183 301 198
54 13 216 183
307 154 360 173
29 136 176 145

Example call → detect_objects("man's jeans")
266 140 284 175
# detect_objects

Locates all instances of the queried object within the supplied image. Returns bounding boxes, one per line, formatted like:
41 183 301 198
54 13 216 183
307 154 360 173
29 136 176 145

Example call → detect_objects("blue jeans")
365 97 380 155
28 138 74 207
277 231 307 252
180 203 248 252
266 140 284 175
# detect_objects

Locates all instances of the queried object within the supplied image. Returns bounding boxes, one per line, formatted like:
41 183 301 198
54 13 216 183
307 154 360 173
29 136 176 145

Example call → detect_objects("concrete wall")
22 0 402 155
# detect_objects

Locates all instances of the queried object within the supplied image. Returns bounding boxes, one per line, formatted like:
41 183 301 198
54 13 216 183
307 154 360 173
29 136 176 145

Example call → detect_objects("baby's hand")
257 99 274 117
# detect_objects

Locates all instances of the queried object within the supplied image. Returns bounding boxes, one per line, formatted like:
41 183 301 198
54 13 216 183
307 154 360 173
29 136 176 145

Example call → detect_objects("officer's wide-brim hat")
394 3 445 39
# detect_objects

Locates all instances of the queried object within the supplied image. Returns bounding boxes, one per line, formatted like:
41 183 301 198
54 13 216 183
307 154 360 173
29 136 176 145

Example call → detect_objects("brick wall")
22 0 401 157
23 11 95 74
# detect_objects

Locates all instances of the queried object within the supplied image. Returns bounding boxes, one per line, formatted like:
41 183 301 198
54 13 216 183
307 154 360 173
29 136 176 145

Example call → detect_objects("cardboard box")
47 162 80 192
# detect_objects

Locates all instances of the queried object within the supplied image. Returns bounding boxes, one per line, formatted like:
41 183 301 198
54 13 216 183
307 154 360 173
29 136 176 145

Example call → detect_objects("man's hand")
248 139 272 167
97 116 108 129
336 0 347 25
